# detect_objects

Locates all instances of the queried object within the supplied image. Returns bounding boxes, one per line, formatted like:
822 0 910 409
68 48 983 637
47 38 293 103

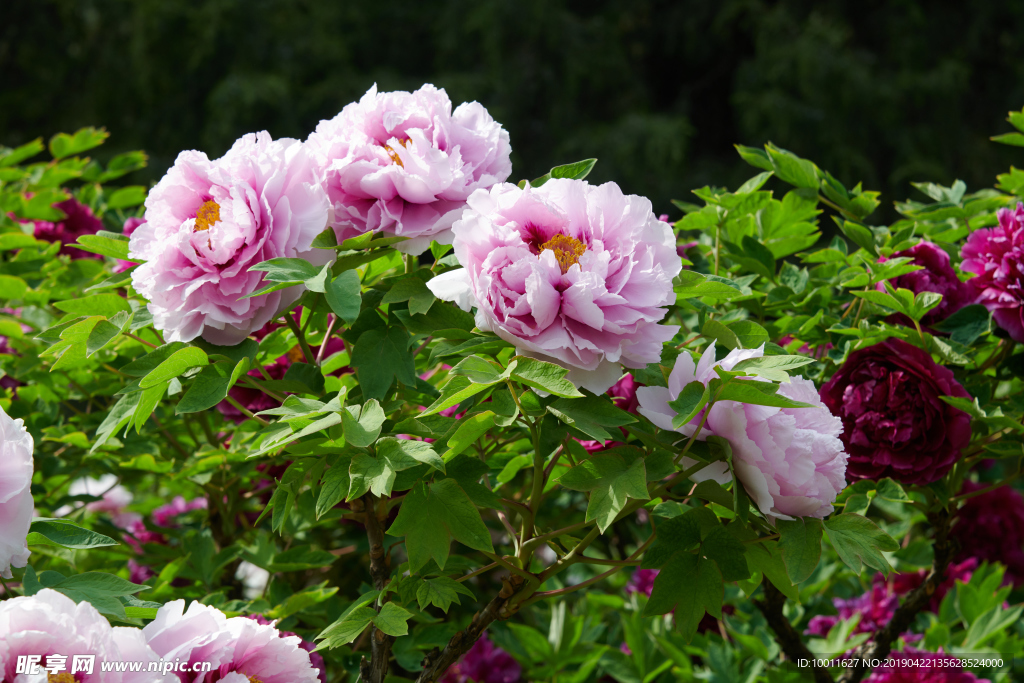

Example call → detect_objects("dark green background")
4 0 1024 218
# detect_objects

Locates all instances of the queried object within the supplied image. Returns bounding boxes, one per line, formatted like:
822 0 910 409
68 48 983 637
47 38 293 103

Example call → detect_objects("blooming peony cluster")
438 633 521 683
820 338 971 485
961 202 1024 342
142 600 321 683
307 84 512 255
128 132 330 345
637 342 848 519
29 198 105 259
0 404 33 578
0 588 171 682
951 482 1024 585
878 241 971 329
430 179 681 393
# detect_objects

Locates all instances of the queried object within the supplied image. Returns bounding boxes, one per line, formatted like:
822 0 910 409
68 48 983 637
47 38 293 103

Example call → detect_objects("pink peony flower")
56 475 139 529
307 83 512 255
151 496 208 528
143 600 320 683
128 132 330 345
865 648 989 683
961 202 1024 342
438 633 521 683
819 338 971 485
626 568 659 597
30 198 105 259
244 615 326 683
637 342 848 520
430 179 681 393
0 588 171 682
951 483 1024 585
877 241 971 329
0 405 33 578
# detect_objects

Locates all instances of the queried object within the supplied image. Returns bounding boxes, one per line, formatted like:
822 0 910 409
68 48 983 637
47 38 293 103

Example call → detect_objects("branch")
415 575 527 683
836 508 955 683
754 581 834 683
359 495 394 683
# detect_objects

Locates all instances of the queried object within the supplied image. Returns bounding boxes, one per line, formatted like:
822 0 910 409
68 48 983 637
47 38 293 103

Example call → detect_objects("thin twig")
755 581 834 683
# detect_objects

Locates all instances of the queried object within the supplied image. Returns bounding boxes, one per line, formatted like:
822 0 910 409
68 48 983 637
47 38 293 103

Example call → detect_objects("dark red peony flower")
951 483 1024 586
877 241 971 329
961 202 1024 342
30 198 104 258
865 648 989 682
438 633 521 683
819 338 972 485
891 557 977 611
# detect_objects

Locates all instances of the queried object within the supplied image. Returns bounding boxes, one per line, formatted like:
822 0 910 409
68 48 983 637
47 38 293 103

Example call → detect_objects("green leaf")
740 235 777 280
72 233 131 260
348 437 440 498
776 518 823 584
140 346 209 388
382 277 436 316
674 272 743 299
745 541 799 602
98 150 148 181
669 381 709 429
416 576 475 613
450 355 505 384
53 293 132 318
325 270 363 324
388 480 493 572
373 602 414 637
764 143 820 189
133 381 168 433
85 319 122 356
176 362 233 414
728 320 770 349
0 275 28 300
931 304 991 345
49 127 109 158
734 144 774 172
823 513 899 574
27 519 119 549
0 137 44 166
350 326 416 400
644 552 723 643
442 411 495 461
547 394 636 442
714 379 814 409
701 527 750 581
378 437 445 473
731 355 815 382
550 158 597 181
701 320 740 350
283 362 326 394
342 399 385 448
267 547 338 572
318 605 377 647
510 357 584 398
106 186 147 209
249 257 321 282
317 460 352 519
420 375 489 417
558 451 649 532
991 132 1024 147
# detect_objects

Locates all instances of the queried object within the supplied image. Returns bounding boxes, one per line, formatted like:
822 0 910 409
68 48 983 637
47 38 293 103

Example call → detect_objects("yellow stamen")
48 673 77 683
194 200 221 232
383 137 410 167
541 233 587 273
248 676 263 683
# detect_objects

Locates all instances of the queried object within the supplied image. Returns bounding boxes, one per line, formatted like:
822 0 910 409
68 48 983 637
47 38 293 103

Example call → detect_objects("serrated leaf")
510 357 584 398
416 576 475 613
823 513 899 574
558 452 649 532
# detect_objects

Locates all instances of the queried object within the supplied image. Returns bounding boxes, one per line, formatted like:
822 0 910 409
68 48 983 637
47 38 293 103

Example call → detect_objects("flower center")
194 200 221 232
49 674 78 683
541 234 587 273
248 677 263 683
383 137 410 167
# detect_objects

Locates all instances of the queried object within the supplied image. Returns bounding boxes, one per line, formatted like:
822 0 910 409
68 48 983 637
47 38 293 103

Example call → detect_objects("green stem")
284 313 315 366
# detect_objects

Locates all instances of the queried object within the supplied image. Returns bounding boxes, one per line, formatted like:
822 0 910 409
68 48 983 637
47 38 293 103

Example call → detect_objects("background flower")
877 241 971 329
430 179 681 393
307 83 511 255
820 338 971 485
438 633 521 683
128 131 330 345
637 342 848 519
28 197 104 259
864 648 989 682
951 483 1024 586
961 202 1024 342
0 404 33 578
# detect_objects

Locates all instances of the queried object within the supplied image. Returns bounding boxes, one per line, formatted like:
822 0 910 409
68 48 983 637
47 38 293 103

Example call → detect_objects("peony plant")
0 92 1021 683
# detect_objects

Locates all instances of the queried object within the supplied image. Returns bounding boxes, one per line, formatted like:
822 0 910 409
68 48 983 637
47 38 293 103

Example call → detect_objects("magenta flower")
30 198 104 259
951 483 1024 585
819 338 971 485
128 132 331 345
865 648 990 683
877 241 971 329
891 557 977 611
805 576 899 637
438 633 521 683
151 496 208 528
626 568 658 597
430 179 681 393
961 202 1024 342
0 588 170 682
0 405 33 578
637 342 848 520
143 600 320 683
308 84 512 255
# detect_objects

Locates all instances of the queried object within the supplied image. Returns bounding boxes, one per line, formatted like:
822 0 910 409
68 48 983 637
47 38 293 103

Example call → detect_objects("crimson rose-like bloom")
877 241 971 328
961 202 1024 341
951 482 1024 585
30 197 104 258
820 338 971 485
